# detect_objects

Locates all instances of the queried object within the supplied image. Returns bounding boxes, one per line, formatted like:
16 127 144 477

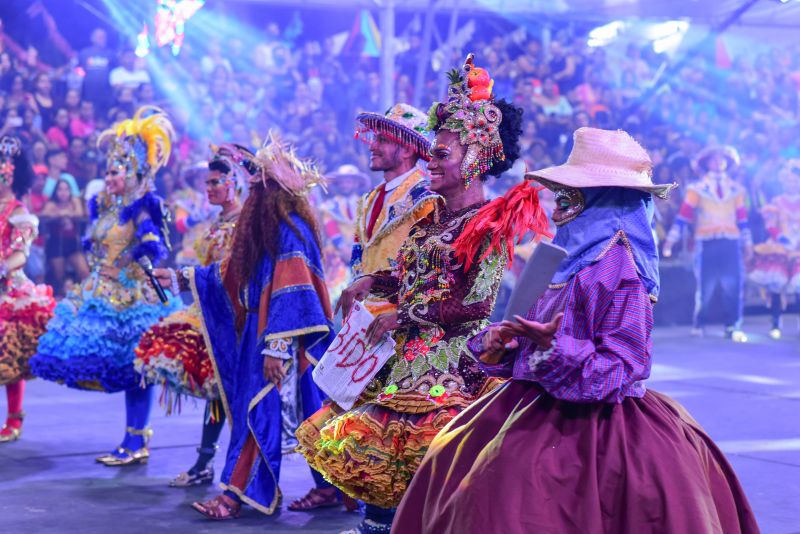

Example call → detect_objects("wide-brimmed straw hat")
692 144 740 174
328 164 371 188
525 127 677 199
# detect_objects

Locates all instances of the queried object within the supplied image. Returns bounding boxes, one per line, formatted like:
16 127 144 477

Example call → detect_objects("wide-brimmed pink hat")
525 127 677 199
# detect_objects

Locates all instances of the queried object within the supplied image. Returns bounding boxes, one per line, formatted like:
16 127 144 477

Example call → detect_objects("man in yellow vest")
350 104 441 314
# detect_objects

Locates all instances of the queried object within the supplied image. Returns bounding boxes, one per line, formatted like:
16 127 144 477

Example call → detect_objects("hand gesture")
336 275 374 318
500 313 563 351
479 325 518 365
365 311 399 347
263 356 287 387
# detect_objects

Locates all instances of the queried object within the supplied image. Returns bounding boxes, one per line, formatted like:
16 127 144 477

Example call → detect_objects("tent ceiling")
229 0 800 27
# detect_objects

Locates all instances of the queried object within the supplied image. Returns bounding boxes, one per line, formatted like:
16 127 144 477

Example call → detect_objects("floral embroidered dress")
30 192 182 392
134 209 238 401
0 200 55 385
297 201 506 508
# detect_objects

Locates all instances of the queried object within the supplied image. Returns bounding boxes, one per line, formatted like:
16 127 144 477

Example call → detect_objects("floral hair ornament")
427 53 505 188
98 106 174 199
0 136 21 186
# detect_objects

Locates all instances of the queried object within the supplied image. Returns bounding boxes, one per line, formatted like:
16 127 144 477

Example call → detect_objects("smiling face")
426 130 467 196
551 186 585 226
367 132 402 173
104 163 127 196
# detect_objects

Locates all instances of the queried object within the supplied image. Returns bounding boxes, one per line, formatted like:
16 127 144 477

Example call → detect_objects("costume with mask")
0 136 56 443
133 150 243 487
394 128 759 534
30 107 182 465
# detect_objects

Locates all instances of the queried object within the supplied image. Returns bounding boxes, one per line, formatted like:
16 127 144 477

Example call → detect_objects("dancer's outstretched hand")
264 356 286 387
500 313 563 350
365 311 399 348
336 275 374 318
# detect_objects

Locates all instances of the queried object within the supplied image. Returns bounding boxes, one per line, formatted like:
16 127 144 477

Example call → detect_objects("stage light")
587 20 627 48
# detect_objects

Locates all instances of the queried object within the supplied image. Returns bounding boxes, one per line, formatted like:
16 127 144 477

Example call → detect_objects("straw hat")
692 144 740 174
525 127 677 199
328 164 371 188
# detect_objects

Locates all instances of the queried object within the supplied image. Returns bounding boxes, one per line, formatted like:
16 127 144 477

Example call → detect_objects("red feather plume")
454 180 552 271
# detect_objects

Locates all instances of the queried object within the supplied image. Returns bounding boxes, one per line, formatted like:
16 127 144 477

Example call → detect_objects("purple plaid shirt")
469 242 653 403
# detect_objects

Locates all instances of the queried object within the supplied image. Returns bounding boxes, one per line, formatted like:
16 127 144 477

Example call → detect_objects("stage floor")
1 315 799 533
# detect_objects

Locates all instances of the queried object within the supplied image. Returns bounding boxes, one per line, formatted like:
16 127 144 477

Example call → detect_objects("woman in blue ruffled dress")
30 107 181 466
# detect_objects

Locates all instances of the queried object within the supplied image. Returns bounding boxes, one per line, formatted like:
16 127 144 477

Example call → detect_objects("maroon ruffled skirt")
393 380 760 534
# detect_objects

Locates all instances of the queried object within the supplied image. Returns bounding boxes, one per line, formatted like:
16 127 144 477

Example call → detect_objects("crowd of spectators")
2 4 800 297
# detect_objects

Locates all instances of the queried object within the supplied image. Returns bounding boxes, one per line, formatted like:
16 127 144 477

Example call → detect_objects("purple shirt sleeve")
514 244 652 403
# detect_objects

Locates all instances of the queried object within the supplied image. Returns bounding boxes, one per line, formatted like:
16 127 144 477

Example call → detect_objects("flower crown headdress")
427 53 505 187
213 132 325 196
0 136 21 186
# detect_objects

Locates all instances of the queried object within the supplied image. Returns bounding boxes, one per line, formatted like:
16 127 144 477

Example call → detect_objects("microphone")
138 256 168 304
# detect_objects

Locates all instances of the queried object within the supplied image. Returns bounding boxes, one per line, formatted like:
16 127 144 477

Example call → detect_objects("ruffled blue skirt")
31 293 182 393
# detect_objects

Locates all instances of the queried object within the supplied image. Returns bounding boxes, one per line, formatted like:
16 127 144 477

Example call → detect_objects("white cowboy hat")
525 127 677 199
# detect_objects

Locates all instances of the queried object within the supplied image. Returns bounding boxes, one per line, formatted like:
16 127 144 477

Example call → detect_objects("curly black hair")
485 98 523 179
4 145 34 198
430 98 524 181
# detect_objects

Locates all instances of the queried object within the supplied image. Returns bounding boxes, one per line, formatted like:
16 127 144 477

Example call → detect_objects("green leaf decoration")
430 349 449 372
388 359 410 384
411 354 431 379
447 68 464 84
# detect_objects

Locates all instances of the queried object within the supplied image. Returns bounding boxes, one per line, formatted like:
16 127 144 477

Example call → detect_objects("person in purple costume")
392 127 760 534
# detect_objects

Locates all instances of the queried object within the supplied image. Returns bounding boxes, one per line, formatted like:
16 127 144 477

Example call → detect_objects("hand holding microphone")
138 256 169 304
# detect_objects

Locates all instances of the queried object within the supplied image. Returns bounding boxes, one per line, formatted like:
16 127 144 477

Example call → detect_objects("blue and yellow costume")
30 107 181 465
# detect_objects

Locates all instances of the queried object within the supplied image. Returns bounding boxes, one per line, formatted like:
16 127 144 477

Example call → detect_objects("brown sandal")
288 487 340 511
191 494 241 520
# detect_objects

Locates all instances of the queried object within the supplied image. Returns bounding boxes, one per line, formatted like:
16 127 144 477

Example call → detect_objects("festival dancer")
749 160 800 339
288 104 440 513
350 103 440 315
663 144 752 341
30 107 181 465
393 127 760 534
152 135 335 519
134 148 243 486
0 137 56 443
296 55 548 534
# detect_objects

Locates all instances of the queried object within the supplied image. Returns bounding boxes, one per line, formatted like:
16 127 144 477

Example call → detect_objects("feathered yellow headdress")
98 106 174 180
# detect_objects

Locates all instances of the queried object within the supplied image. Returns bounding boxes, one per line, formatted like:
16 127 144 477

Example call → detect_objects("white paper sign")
313 301 396 410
